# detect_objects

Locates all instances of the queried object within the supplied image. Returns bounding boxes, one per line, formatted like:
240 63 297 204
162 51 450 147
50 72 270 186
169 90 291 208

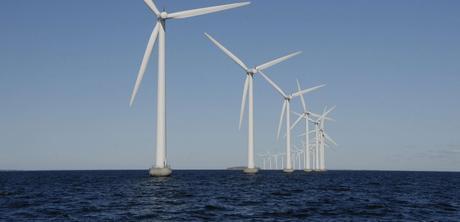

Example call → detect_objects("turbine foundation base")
303 169 313 172
149 167 172 177
283 169 294 173
243 168 258 174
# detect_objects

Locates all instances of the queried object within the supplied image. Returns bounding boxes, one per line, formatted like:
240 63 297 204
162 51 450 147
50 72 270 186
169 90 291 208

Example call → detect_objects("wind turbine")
129 0 250 177
258 71 325 173
204 33 301 174
310 106 335 171
257 152 270 170
279 153 284 170
293 145 303 169
267 151 273 169
289 79 324 172
272 153 280 169
318 110 337 171
297 131 316 171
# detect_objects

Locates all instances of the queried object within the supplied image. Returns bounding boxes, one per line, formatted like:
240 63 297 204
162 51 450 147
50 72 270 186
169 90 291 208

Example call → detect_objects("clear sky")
1 0 459 171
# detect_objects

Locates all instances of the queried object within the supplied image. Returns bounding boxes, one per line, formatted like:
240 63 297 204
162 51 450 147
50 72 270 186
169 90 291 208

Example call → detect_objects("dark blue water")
0 170 459 221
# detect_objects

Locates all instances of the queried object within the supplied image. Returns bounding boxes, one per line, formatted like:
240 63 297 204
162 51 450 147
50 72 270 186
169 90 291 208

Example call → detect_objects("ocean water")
0 170 459 221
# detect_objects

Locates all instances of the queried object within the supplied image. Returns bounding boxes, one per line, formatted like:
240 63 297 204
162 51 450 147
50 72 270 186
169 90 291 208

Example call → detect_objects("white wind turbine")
272 153 280 169
266 151 273 169
279 153 285 170
258 154 266 170
289 79 324 172
204 33 301 174
311 106 335 171
258 72 325 173
318 110 337 171
293 146 303 169
129 0 250 177
297 130 317 171
257 152 270 170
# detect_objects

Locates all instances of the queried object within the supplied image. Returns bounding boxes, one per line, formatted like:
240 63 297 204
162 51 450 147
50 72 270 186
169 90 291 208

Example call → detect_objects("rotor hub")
160 12 168 19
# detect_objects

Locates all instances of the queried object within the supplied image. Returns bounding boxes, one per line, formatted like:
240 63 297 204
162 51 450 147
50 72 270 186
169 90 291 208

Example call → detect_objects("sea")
0 170 459 221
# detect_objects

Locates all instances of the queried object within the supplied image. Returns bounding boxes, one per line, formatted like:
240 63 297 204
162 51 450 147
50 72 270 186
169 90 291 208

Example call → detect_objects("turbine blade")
255 51 302 71
239 75 249 129
292 111 303 117
168 2 250 19
324 132 338 146
130 22 160 107
144 0 160 16
296 79 307 112
298 129 316 137
290 114 303 130
277 101 287 140
319 106 336 120
308 117 317 122
292 84 326 97
258 71 288 98
204 33 248 71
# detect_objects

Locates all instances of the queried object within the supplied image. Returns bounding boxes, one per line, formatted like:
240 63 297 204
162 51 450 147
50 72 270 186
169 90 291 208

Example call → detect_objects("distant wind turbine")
297 130 317 170
293 145 303 169
129 0 249 177
290 79 324 172
267 151 273 169
259 71 325 173
204 33 301 174
318 108 337 171
311 106 335 171
257 153 269 170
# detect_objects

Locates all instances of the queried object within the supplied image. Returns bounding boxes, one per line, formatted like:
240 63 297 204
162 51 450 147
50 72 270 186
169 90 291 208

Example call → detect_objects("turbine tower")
129 0 250 177
204 33 301 174
258 71 325 173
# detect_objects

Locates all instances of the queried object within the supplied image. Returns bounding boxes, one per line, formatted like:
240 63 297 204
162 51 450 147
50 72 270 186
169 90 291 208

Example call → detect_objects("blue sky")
1 0 459 171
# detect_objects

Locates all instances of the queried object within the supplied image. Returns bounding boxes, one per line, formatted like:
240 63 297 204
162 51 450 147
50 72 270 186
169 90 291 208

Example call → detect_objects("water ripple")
0 170 459 221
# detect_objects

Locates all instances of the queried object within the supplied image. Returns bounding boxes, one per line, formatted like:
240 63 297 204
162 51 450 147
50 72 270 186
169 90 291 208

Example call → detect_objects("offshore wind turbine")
311 106 335 171
257 152 269 170
204 33 301 174
272 153 280 169
258 71 325 173
290 79 323 172
297 130 317 170
129 0 250 177
280 153 284 170
267 151 273 169
259 154 266 169
293 146 303 169
318 109 337 171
